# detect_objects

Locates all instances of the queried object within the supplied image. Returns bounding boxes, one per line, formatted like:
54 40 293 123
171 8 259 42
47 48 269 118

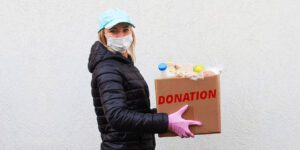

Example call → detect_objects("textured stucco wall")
1 0 299 149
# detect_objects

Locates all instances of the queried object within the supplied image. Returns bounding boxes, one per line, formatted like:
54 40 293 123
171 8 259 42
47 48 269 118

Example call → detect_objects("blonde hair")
98 28 136 63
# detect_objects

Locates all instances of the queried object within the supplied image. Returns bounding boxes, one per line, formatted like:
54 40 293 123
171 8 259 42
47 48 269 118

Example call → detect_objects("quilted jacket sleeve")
95 63 169 133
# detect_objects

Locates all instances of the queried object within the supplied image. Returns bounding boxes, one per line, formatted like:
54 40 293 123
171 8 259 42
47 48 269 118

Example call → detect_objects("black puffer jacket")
88 41 169 150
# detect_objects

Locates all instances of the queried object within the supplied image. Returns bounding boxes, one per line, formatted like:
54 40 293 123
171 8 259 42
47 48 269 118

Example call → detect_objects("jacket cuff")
157 113 169 133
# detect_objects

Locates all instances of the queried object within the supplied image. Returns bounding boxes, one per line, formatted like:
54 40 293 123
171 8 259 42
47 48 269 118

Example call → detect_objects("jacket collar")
88 41 133 73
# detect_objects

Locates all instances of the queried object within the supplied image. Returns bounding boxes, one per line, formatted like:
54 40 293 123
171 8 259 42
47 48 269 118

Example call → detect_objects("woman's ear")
103 28 112 38
103 29 107 38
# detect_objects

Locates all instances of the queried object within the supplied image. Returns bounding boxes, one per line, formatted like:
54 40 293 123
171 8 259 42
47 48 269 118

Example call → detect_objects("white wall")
1 0 299 149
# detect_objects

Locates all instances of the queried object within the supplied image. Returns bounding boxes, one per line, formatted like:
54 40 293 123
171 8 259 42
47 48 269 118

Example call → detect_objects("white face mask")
107 34 133 53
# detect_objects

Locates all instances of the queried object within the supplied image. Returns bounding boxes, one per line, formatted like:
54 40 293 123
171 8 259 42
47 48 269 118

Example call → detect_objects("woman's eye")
123 29 129 32
109 30 116 33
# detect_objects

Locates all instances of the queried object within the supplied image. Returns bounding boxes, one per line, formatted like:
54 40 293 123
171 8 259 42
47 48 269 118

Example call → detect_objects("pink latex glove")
168 104 202 138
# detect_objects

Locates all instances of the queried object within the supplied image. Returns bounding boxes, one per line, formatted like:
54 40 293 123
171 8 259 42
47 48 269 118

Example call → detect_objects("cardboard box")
155 74 221 137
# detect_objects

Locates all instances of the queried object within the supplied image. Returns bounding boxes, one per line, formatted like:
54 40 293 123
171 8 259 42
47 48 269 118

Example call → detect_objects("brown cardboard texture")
155 75 221 137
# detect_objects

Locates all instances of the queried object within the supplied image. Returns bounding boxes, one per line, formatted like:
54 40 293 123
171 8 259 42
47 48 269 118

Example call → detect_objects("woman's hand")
168 104 202 138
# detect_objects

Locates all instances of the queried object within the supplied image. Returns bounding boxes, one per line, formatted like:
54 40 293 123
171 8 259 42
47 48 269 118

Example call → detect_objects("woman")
88 8 202 150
